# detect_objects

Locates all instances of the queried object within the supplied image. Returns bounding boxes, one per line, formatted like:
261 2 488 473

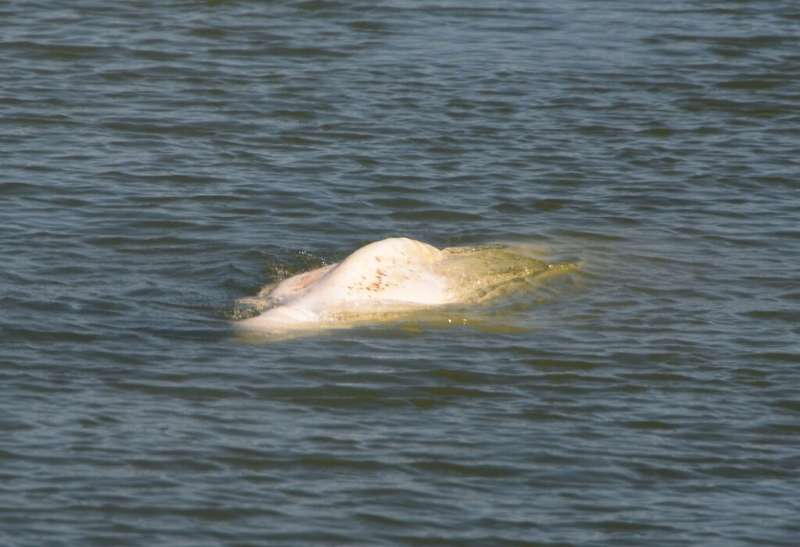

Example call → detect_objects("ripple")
3 1 800 545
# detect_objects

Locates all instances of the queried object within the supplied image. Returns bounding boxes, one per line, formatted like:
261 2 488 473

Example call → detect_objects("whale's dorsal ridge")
303 237 450 309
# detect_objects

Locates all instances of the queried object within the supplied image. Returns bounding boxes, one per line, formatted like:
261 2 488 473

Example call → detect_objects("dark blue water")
2 1 799 545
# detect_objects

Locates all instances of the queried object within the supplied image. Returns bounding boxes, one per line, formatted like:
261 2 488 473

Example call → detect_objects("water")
2 1 799 545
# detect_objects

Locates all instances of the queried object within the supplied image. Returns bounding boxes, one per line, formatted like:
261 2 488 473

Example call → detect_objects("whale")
235 237 574 335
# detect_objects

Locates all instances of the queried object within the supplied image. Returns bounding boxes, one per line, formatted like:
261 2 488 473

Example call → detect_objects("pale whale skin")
236 237 562 333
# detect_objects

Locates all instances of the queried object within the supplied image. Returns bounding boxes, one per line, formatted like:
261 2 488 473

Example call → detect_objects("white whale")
235 237 573 335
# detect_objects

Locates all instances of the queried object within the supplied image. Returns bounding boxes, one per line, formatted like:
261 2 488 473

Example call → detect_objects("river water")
2 1 799 545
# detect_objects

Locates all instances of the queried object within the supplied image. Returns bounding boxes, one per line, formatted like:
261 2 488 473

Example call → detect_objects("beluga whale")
235 237 576 337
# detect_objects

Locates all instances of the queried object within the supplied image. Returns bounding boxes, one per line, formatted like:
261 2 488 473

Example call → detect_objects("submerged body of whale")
236 237 571 334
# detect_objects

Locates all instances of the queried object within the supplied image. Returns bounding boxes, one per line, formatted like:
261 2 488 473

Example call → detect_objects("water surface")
2 1 799 545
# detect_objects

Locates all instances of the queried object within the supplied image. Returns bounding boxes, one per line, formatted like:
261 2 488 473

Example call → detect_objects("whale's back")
236 237 575 335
